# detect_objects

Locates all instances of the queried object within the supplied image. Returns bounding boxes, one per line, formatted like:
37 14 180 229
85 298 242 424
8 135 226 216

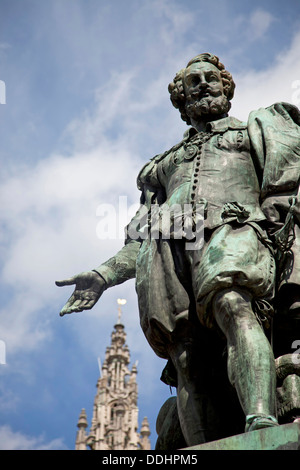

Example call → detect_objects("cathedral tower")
75 299 151 450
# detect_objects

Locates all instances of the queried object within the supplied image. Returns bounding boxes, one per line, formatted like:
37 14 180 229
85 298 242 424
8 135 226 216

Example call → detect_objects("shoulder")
248 102 300 125
136 131 192 189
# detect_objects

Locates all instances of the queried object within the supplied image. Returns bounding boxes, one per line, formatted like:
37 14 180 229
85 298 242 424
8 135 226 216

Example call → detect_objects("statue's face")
183 61 229 121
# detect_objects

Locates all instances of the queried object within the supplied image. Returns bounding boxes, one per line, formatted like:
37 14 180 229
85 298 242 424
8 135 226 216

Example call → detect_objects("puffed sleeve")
248 102 300 256
248 102 300 200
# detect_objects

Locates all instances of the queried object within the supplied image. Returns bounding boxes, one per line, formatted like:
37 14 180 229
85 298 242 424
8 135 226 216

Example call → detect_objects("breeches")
136 222 276 358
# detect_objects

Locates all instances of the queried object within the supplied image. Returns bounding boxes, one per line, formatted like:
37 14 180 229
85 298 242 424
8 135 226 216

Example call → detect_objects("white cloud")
231 30 300 121
0 0 196 367
0 425 67 450
2 23 300 362
0 84 143 358
1 1 300 451
0 384 20 413
149 0 194 48
0 143 141 354
248 8 276 41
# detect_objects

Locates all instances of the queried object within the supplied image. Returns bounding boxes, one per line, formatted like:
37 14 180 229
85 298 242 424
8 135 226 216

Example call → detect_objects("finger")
60 304 82 316
59 306 73 316
81 299 96 310
55 277 77 287
68 294 99 312
60 309 70 317
59 300 76 316
65 298 87 313
59 294 78 316
71 306 85 312
59 297 96 315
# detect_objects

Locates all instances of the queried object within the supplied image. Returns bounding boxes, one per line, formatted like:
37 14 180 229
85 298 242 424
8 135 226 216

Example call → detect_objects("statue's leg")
168 338 220 446
212 288 278 431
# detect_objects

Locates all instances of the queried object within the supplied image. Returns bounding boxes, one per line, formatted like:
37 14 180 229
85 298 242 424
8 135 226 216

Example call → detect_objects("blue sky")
0 0 300 450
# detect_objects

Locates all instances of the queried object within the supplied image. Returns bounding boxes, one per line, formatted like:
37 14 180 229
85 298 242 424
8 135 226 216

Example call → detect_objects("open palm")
56 271 106 316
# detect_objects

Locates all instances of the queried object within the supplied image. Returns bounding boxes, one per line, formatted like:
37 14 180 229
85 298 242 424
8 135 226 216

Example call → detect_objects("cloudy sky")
0 0 300 450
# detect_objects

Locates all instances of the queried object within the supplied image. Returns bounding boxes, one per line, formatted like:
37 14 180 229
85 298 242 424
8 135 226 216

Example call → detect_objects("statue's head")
168 53 235 125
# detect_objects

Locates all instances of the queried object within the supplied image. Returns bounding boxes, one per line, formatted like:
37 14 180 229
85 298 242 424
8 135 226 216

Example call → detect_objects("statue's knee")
213 289 251 331
214 289 242 313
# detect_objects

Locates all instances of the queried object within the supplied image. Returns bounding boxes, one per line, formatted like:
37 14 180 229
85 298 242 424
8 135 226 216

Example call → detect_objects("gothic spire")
75 409 88 450
75 299 151 450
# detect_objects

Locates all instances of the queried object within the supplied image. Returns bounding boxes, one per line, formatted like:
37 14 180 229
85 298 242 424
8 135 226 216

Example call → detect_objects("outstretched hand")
56 271 106 316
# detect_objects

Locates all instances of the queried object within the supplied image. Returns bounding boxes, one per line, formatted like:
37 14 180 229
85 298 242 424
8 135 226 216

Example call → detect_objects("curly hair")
168 53 235 125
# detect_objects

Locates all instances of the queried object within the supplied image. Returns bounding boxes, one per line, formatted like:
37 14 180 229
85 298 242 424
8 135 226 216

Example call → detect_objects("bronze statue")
56 53 300 448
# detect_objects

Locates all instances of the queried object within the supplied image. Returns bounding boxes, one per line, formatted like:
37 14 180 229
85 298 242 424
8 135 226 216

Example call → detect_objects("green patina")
57 53 300 450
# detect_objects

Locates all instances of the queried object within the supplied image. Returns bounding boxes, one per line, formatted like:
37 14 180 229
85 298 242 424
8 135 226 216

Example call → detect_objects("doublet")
95 102 300 357
138 116 265 231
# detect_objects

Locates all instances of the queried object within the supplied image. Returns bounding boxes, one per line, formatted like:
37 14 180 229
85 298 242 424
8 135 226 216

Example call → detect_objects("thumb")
55 277 77 287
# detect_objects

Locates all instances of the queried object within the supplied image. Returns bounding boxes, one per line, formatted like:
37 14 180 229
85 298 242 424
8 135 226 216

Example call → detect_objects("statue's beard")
185 94 230 121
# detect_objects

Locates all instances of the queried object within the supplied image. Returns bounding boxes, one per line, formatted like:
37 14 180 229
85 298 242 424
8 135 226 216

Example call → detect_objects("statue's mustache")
187 90 212 101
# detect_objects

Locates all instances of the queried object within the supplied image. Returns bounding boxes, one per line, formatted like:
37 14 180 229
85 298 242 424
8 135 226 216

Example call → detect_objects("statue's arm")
56 239 141 317
248 102 300 248
56 156 164 316
56 210 144 316
93 238 142 287
56 189 153 316
248 102 300 198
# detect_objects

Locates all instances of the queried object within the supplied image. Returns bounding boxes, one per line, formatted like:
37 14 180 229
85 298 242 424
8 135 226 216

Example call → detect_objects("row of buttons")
188 132 213 210
191 151 201 209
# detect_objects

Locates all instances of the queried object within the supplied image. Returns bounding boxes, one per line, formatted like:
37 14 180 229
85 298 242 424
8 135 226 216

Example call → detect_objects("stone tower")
75 299 151 450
